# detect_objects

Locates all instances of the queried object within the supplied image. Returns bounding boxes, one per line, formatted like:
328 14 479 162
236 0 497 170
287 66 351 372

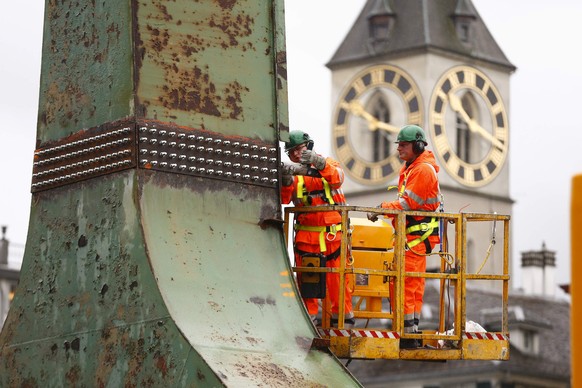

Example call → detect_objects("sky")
1 1 581 288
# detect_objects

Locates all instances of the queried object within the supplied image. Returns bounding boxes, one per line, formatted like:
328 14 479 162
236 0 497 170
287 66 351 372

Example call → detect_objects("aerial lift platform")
285 205 510 361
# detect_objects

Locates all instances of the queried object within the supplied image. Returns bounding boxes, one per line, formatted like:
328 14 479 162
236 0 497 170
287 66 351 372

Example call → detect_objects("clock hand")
448 93 505 150
375 120 401 134
347 100 400 134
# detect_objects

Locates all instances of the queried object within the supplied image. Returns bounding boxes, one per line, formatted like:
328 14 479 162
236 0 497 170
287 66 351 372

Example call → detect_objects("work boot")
415 330 423 348
316 317 355 329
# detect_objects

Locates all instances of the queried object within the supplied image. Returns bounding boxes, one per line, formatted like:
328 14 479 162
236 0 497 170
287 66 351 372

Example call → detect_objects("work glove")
282 163 309 176
367 204 383 222
300 149 326 170
281 174 294 186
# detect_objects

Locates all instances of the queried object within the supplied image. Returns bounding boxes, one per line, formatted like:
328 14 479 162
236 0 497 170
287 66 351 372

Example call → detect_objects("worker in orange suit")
368 125 441 349
281 130 354 328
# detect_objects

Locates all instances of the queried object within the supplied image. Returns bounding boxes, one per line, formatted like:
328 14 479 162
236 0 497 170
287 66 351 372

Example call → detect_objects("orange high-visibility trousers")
390 243 434 333
295 239 353 318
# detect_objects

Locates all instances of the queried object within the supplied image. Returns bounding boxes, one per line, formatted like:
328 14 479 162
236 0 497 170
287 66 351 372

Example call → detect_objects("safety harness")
294 223 342 252
294 175 346 251
296 175 336 205
294 245 342 261
398 164 441 252
406 217 439 251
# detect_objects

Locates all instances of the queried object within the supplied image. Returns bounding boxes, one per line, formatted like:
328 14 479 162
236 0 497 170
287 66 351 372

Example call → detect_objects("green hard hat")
396 125 427 144
285 130 312 151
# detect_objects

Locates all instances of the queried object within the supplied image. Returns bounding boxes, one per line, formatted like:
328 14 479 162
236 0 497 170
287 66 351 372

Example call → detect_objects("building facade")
0 227 19 328
327 0 515 288
325 1 570 385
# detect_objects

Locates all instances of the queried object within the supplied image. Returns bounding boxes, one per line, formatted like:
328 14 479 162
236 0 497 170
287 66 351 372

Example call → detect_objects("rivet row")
138 127 277 156
137 127 280 186
33 150 132 178
32 159 132 188
36 127 131 156
34 138 131 167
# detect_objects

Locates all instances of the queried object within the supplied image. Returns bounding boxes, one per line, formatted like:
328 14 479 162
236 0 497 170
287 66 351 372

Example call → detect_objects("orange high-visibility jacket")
281 157 347 250
381 150 441 247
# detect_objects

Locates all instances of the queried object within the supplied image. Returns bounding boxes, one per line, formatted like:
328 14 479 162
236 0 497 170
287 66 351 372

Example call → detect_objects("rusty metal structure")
0 1 361 386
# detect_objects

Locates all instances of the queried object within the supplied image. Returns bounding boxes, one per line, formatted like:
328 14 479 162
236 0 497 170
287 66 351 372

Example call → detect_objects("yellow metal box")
350 217 393 249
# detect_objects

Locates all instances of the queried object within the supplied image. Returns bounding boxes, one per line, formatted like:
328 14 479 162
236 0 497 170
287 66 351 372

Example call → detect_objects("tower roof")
326 0 516 71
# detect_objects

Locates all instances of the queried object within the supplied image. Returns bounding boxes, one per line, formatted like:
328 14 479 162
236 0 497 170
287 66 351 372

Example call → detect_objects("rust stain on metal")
310 338 332 351
154 3 173 22
278 122 289 135
276 51 287 73
233 358 326 388
216 0 237 11
208 301 223 312
66 365 81 386
224 81 247 119
96 327 120 384
245 336 263 346
40 1 126 131
196 369 207 382
160 65 220 116
146 25 170 51
136 2 257 118
208 12 254 48
208 332 240 346
276 50 287 91
248 296 276 307
42 82 96 128
157 64 250 119
155 355 169 378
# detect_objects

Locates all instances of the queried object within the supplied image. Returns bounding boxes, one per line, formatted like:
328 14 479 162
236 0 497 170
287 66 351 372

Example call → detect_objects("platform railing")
284 205 510 360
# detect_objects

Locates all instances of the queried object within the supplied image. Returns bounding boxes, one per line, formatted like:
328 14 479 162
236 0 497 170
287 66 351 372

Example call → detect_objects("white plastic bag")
437 320 486 348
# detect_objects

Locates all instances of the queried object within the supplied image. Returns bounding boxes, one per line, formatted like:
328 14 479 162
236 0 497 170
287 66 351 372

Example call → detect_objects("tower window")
457 22 470 42
369 15 391 41
452 1 477 44
372 100 391 162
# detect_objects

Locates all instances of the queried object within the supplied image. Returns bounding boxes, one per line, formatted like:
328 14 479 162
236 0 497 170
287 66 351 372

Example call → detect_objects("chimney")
521 242 556 297
541 243 556 297
0 226 8 265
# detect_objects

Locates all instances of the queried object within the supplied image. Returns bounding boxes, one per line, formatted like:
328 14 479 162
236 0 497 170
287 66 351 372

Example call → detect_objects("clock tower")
327 0 516 283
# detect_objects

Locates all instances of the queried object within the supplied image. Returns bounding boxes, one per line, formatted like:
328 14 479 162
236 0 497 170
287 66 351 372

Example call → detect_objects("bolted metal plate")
31 123 136 192
31 121 281 192
137 123 279 188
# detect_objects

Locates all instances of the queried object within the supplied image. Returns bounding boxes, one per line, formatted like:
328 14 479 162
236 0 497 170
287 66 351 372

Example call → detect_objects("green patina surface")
0 0 361 386
139 171 358 386
38 1 134 142
1 172 222 386
135 1 281 141
38 0 283 144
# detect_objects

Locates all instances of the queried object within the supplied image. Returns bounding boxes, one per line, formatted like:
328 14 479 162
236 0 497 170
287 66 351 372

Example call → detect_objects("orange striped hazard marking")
463 332 509 340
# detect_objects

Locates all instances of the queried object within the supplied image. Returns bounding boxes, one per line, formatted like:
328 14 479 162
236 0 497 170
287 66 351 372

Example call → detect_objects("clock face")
429 65 509 187
332 65 423 185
